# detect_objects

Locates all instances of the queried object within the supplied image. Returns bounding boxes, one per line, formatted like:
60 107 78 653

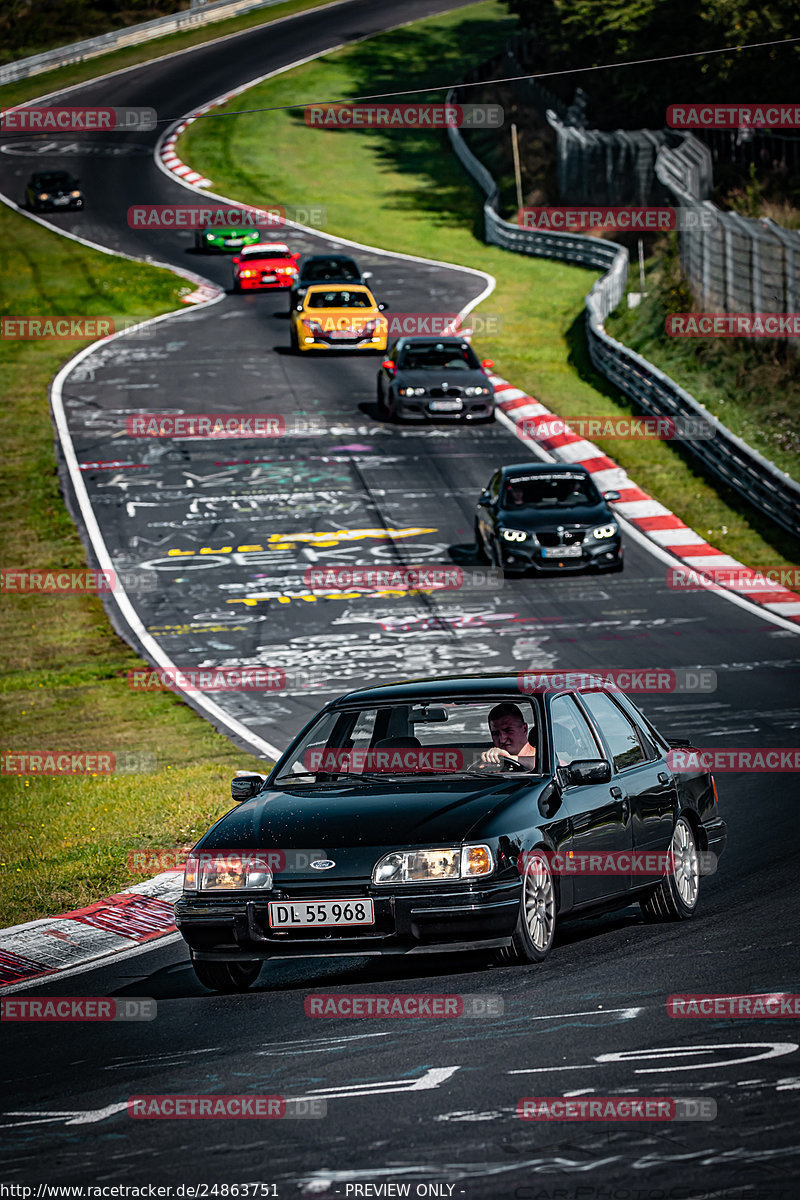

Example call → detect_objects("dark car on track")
475 461 623 577
25 170 84 212
377 336 495 423
175 673 726 991
289 253 371 310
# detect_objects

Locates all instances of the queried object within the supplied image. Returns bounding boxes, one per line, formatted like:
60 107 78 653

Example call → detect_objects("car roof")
303 282 372 293
330 672 615 706
499 462 591 479
302 254 359 264
32 170 73 180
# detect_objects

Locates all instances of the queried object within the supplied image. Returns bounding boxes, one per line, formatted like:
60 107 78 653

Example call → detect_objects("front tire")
499 848 557 964
191 955 262 992
640 815 699 922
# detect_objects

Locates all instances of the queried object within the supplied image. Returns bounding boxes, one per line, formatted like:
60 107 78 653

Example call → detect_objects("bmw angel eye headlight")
183 851 273 892
399 387 426 396
464 386 489 396
501 529 527 542
372 845 493 884
592 523 618 539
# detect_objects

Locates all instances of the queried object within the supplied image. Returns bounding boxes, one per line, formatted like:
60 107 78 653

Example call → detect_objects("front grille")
537 529 586 547
429 387 462 398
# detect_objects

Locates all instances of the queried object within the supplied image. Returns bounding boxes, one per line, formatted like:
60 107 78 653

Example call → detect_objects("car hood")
496 501 613 531
208 229 257 240
395 369 489 388
198 777 541 880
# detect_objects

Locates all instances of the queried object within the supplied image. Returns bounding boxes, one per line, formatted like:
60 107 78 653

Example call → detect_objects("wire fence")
446 74 800 539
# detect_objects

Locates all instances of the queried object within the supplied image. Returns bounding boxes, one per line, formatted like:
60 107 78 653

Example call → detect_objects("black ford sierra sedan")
175 674 726 991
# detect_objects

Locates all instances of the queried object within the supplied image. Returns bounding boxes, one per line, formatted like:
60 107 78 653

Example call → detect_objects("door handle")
658 772 670 784
610 786 624 798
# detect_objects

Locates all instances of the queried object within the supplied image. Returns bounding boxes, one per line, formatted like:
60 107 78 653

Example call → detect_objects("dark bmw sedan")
475 461 623 576
289 253 370 309
376 336 495 422
175 674 726 991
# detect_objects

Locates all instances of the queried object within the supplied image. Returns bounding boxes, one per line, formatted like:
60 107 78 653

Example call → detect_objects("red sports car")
231 243 300 291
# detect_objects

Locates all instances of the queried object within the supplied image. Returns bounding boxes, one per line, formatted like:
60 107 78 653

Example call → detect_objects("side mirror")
562 759 612 787
481 359 494 370
232 257 241 265
603 489 621 501
478 489 491 504
295 303 304 311
378 301 389 311
292 252 300 259
381 359 395 371
363 271 373 280
231 772 267 803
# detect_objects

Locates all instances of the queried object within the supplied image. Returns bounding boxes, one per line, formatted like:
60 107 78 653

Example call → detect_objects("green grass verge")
0 205 269 927
0 0 342 109
179 0 800 569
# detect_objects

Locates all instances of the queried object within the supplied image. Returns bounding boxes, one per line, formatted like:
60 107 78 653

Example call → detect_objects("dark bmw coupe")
475 461 623 576
175 674 726 991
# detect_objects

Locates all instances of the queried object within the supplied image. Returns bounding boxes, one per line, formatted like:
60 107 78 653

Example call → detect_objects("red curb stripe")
673 543 721 557
578 455 618 473
635 514 689 531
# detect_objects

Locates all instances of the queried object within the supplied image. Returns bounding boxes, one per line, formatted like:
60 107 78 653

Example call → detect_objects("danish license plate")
543 545 582 558
329 329 358 340
268 899 374 928
429 399 462 412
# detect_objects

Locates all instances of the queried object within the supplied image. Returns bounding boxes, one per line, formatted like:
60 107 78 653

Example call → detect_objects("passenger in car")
480 703 536 768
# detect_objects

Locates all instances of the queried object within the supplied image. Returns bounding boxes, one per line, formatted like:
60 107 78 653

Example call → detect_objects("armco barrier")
0 0 288 85
446 76 800 541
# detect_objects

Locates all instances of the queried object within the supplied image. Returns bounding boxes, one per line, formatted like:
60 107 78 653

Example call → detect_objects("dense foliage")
504 0 800 128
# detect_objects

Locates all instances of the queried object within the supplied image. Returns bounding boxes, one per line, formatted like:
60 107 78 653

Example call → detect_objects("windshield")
306 290 373 309
35 173 73 187
397 343 479 371
274 699 542 785
502 474 600 509
303 259 359 281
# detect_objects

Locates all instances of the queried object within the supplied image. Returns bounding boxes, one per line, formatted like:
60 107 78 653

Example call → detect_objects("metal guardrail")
446 83 800 541
0 0 286 85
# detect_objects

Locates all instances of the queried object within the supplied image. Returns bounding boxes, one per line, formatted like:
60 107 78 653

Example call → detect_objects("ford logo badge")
310 859 336 870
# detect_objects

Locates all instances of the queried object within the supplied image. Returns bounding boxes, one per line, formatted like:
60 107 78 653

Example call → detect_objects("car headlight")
464 386 489 396
71 191 81 198
183 851 273 891
38 193 48 200
205 232 215 240
399 387 426 396
501 528 527 542
372 845 493 884
591 523 618 539
239 269 258 278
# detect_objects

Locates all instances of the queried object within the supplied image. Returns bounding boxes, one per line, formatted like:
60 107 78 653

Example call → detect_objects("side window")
489 471 502 501
550 694 602 766
579 691 646 772
612 692 665 760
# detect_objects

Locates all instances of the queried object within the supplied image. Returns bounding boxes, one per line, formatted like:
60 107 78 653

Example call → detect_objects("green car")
194 226 262 253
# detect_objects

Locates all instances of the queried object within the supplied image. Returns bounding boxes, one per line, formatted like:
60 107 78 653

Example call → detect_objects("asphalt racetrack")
1 0 799 1194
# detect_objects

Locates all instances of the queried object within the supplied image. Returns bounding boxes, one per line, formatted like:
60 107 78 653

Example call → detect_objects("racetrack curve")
1 1 799 1193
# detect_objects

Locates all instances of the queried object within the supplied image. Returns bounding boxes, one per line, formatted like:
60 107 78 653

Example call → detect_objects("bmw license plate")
54 197 70 205
224 238 242 247
261 274 277 282
268 899 374 928
543 545 582 558
429 399 462 412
